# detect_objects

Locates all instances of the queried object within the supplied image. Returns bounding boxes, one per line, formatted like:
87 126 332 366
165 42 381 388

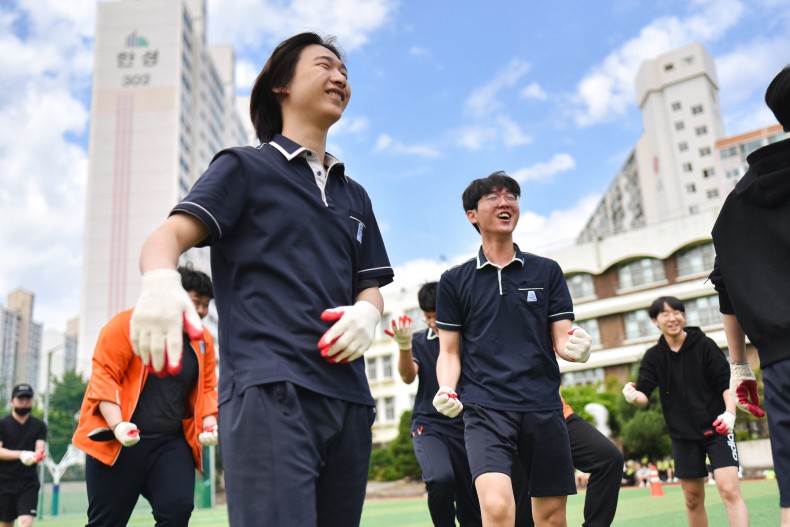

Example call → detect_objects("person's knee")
426 472 455 498
684 487 705 509
154 495 194 525
16 516 34 527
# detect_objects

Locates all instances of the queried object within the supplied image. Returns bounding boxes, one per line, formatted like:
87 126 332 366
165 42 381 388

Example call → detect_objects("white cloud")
572 0 744 127
374 133 442 158
331 115 370 135
716 35 790 107
514 194 601 253
454 126 498 151
520 82 548 101
409 46 429 57
464 58 532 118
207 0 397 57
497 115 533 147
511 154 576 183
235 59 260 93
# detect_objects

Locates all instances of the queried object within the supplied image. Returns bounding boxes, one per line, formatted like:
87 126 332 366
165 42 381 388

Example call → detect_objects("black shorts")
671 433 739 479
0 479 40 521
463 403 576 497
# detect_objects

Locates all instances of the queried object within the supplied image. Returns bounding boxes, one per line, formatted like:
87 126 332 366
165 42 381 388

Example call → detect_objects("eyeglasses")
480 192 519 205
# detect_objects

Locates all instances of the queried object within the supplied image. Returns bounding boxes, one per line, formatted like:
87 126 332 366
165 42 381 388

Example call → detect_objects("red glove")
729 362 766 418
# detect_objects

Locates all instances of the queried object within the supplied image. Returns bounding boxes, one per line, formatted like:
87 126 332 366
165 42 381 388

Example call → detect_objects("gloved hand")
114 422 141 447
564 326 592 363
199 425 219 446
19 451 39 466
729 362 766 418
318 301 381 363
384 315 413 351
130 269 203 376
622 382 639 404
713 411 736 435
432 386 463 418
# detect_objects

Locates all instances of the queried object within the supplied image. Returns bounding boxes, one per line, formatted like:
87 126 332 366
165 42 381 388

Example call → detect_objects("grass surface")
37 478 780 526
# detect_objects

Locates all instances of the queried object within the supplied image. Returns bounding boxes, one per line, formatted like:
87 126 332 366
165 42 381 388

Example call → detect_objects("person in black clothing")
622 297 748 527
709 63 790 527
0 384 47 527
385 282 481 527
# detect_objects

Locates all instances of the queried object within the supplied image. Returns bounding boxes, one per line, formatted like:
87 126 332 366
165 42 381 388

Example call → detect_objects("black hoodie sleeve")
635 347 660 399
709 257 735 314
704 337 730 394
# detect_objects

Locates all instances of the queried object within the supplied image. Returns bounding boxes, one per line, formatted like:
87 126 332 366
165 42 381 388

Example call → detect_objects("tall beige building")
78 0 248 371
0 289 43 396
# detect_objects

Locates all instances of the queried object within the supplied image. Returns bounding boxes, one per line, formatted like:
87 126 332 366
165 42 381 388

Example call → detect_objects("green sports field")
37 479 780 526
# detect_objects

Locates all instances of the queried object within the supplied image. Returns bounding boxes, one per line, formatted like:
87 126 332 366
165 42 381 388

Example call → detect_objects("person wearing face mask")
0 384 47 527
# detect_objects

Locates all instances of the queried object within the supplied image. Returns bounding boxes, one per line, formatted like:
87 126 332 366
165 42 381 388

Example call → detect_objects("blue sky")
1 0 788 332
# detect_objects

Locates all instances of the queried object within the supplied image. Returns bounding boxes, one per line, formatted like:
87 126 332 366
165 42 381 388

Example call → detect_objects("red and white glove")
729 362 766 418
318 301 381 363
114 422 141 447
19 450 43 466
622 382 639 404
384 316 413 351
713 411 736 435
432 386 463 418
199 425 219 446
564 326 592 363
130 269 203 376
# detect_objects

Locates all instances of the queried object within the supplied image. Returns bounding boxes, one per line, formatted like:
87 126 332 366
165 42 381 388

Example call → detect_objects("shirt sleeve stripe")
173 202 223 238
358 266 393 274
549 311 574 318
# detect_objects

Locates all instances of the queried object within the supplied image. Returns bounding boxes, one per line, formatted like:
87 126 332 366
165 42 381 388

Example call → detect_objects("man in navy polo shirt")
129 33 393 526
434 171 592 527
386 282 481 527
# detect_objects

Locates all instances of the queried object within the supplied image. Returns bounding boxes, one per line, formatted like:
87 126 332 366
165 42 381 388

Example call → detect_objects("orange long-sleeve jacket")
72 309 218 471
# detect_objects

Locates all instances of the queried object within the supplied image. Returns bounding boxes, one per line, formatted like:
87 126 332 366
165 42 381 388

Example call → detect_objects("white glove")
318 301 381 363
622 382 639 404
114 422 141 447
19 451 38 466
198 424 219 446
729 362 766 418
564 326 592 363
384 315 413 351
130 269 203 376
713 411 736 436
432 386 463 418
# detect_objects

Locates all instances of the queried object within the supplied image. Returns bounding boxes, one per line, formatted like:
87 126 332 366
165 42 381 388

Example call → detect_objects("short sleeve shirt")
411 329 465 437
171 135 393 406
436 245 574 411
0 414 47 483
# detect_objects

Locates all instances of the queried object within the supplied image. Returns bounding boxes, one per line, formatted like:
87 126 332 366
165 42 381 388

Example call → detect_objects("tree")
47 370 88 463
368 410 421 481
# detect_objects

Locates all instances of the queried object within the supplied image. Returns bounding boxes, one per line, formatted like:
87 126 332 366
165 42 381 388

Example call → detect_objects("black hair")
417 282 438 312
765 64 790 132
249 32 344 143
648 296 685 319
178 266 213 299
461 171 521 233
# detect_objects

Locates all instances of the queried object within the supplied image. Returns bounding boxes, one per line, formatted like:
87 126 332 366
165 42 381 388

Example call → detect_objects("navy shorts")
0 479 39 521
671 432 739 479
463 404 576 497
763 357 790 507
219 381 376 527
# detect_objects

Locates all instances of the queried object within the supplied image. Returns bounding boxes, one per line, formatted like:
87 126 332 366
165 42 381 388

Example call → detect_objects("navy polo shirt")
411 329 465 437
435 245 573 412
171 134 393 406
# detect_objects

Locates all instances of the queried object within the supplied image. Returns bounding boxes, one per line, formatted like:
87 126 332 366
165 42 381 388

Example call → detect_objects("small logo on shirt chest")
527 291 537 302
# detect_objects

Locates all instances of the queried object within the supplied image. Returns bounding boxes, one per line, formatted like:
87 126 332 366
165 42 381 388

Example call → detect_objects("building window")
684 296 721 327
664 63 675 72
686 183 696 193
383 397 395 421
707 189 719 199
618 258 666 290
566 273 595 300
624 310 661 340
382 355 393 379
576 319 600 346
691 105 704 115
679 142 688 152
671 101 682 111
682 162 693 172
695 126 708 136
699 146 711 156
366 357 378 381
703 168 715 178
689 205 699 214
675 121 685 131
562 367 605 387
725 168 741 179
742 140 764 156
682 55 695 65
676 242 715 277
720 146 737 159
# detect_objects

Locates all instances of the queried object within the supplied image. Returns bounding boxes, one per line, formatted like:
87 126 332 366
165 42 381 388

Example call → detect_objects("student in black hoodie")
709 64 790 526
622 297 748 527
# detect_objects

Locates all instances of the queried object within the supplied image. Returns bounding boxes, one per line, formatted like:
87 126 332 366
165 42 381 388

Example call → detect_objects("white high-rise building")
0 289 44 396
579 43 726 242
78 0 249 371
